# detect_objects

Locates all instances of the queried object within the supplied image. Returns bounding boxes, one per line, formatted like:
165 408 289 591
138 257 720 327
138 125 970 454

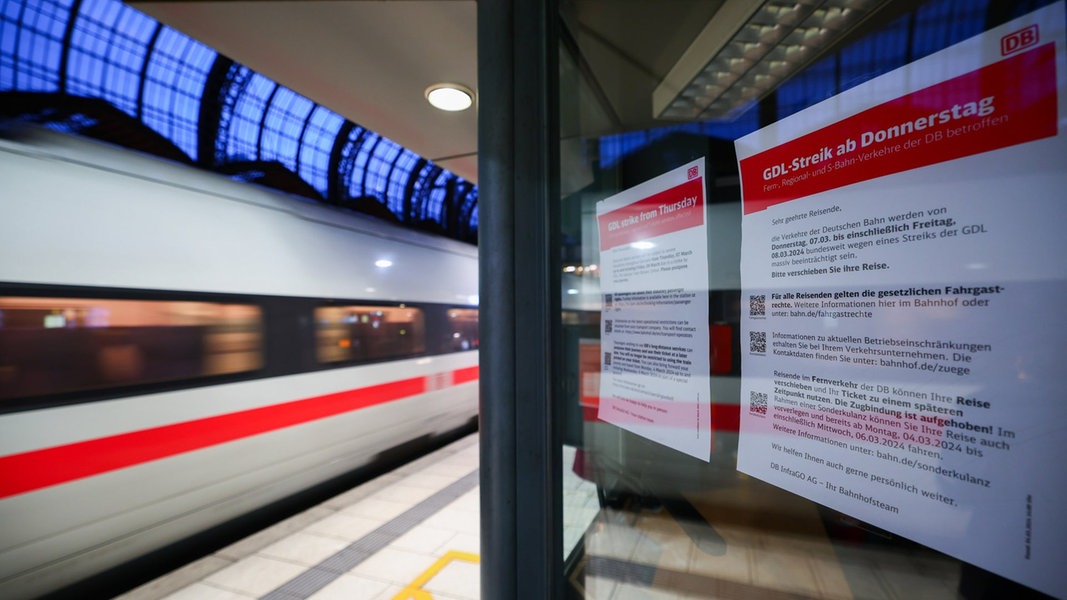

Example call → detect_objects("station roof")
1 0 479 243
2 0 1044 245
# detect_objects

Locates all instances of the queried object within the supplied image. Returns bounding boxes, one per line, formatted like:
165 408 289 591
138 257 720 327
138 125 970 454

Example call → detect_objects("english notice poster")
597 158 712 461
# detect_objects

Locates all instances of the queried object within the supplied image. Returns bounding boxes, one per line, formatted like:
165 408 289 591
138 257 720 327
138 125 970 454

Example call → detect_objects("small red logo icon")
1002 24 1038 56
687 166 699 180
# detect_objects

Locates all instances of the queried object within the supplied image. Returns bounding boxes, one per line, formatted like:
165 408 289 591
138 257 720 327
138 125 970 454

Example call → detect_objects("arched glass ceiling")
0 0 478 243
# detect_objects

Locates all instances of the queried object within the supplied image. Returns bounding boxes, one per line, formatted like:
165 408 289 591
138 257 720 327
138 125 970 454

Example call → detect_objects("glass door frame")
477 0 565 598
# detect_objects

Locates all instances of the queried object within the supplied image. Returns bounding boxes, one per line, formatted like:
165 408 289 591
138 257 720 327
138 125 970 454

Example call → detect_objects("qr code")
603 352 612 367
604 320 613 334
750 391 768 416
749 331 766 354
749 294 766 317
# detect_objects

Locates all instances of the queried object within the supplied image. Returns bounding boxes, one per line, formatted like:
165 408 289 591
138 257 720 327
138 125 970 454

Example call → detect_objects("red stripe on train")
0 368 478 499
453 366 480 384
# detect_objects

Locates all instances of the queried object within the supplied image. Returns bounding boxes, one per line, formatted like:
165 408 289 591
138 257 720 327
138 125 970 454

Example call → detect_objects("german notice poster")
737 4 1067 596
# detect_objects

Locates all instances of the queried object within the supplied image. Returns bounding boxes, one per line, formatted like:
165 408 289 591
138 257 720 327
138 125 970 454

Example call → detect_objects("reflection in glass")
556 0 1055 598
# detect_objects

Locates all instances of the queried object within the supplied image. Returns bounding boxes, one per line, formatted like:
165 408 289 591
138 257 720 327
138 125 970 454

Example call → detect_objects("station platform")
116 434 601 600
118 434 485 600
109 426 974 600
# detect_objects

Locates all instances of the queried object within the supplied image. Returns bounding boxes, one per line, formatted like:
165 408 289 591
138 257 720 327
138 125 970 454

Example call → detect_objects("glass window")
66 0 156 116
447 308 479 352
260 86 314 173
0 296 263 400
556 1 1064 598
315 305 425 363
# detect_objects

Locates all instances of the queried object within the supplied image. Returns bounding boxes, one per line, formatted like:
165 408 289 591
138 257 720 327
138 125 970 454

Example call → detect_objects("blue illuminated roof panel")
260 87 313 173
141 28 215 161
297 107 344 196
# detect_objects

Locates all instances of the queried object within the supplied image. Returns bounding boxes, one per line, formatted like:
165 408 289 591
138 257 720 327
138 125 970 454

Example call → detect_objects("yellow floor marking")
392 550 480 600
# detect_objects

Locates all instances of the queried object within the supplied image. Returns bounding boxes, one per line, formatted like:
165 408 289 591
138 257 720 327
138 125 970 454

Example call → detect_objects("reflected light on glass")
426 84 475 111
655 0 892 119
374 259 394 268
631 241 656 250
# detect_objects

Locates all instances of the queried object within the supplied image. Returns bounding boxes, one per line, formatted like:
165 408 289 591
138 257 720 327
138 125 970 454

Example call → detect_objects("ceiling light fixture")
426 83 475 111
653 0 892 121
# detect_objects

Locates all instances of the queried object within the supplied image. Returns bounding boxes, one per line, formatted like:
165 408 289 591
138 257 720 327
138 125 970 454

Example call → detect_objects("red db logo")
687 166 699 180
1001 25 1038 56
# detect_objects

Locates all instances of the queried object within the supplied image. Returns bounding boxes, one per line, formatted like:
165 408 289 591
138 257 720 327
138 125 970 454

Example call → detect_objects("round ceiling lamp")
425 83 475 111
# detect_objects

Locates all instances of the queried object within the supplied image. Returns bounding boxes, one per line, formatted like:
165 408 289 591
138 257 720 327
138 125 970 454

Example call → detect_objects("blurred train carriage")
0 130 479 599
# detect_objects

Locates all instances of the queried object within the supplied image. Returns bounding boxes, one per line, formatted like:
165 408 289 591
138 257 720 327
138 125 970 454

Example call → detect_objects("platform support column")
478 0 562 597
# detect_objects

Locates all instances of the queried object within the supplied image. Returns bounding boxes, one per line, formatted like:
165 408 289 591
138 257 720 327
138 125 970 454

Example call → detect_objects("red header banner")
598 177 705 250
740 42 1058 214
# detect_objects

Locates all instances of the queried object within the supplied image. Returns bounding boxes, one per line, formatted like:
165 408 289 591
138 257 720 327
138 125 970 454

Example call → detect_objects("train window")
0 297 263 400
447 308 479 352
315 305 426 363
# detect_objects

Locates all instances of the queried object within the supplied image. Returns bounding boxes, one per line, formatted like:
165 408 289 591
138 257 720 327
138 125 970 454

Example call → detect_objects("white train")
0 129 479 598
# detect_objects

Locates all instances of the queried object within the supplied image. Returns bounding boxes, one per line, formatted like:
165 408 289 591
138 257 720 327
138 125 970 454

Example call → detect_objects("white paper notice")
736 5 1066 596
597 158 711 461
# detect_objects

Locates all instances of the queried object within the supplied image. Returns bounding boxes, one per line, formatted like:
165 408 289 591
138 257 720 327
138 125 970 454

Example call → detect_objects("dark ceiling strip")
430 149 478 162
256 81 281 161
135 23 164 122
294 101 319 176
58 0 86 94
328 122 358 203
